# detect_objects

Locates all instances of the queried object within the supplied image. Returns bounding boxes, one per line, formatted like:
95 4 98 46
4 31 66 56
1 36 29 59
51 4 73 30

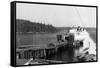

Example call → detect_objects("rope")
74 7 85 28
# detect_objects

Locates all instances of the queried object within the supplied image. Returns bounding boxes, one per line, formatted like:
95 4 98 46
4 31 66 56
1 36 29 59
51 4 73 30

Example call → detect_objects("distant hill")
16 19 58 34
16 19 96 34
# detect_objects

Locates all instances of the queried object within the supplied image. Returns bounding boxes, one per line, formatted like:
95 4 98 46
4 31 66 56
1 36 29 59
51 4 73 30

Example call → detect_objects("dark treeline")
16 19 58 34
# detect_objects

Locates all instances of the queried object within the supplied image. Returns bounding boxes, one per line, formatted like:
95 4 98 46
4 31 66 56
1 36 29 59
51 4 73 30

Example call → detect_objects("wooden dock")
35 59 67 64
24 58 67 65
16 41 71 65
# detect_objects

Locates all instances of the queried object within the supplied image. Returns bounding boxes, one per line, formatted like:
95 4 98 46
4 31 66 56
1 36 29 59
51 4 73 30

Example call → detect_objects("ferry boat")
57 26 96 61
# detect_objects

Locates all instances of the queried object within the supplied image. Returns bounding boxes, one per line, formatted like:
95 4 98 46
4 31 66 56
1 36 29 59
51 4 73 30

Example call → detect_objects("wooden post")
55 47 58 53
16 52 19 59
32 50 35 59
21 51 24 59
44 49 46 58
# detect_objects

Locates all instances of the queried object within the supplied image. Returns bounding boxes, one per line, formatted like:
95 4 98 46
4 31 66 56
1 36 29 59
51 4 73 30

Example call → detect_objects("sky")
16 3 96 27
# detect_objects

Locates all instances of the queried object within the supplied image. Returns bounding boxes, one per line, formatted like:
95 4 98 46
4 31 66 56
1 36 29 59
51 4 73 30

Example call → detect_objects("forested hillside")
16 19 58 33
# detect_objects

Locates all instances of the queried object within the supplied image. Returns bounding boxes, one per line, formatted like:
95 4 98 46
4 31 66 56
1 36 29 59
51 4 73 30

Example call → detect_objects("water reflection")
47 45 74 62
